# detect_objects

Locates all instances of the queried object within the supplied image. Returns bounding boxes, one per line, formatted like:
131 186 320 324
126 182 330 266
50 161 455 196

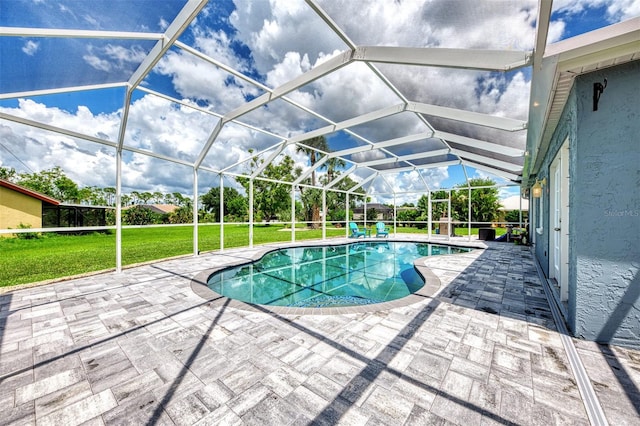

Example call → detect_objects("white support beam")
532 0 553 70
330 132 435 158
433 130 524 157
462 160 520 181
354 46 531 71
136 86 284 140
379 160 460 174
115 148 122 272
450 149 522 173
195 120 224 170
128 0 207 90
0 112 117 149
409 103 527 132
293 156 329 185
545 17 640 70
0 111 203 168
0 82 127 100
306 0 355 48
0 27 162 40
0 111 201 168
220 174 225 251
416 169 432 193
324 165 357 190
194 49 355 169
220 140 285 173
379 174 395 194
192 167 199 256
175 40 379 153
250 142 287 178
291 185 296 242
287 104 407 147
349 172 378 193
222 50 354 123
175 41 271 92
357 149 449 167
461 163 471 188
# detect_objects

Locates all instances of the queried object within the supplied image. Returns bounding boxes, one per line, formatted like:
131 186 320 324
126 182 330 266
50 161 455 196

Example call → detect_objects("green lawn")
0 224 507 288
394 225 507 237
0 224 346 288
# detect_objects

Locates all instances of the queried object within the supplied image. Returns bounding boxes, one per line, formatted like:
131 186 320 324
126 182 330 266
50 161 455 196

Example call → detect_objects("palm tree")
296 136 328 187
296 136 336 228
325 156 346 183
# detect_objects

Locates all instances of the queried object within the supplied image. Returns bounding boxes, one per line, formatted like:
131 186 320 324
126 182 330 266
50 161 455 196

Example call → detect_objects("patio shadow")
252 299 516 424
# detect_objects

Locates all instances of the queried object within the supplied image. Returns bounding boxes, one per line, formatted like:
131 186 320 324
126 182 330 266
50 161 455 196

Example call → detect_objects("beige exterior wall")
0 186 43 232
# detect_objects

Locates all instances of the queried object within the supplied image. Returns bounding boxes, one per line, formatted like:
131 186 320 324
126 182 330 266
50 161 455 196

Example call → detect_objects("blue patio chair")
375 222 389 238
349 222 367 238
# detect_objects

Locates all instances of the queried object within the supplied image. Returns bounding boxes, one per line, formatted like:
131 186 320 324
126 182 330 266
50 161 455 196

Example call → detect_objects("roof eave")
524 17 640 186
0 179 61 205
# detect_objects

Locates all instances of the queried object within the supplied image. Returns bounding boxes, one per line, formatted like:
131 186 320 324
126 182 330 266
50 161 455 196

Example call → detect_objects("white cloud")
83 54 113 72
0 95 277 194
21 40 40 56
350 149 387 164
230 0 345 76
367 168 450 205
154 35 261 113
83 14 100 29
159 17 169 30
83 44 148 73
6 0 631 199
266 51 311 88
554 0 640 21
606 0 640 21
316 0 538 49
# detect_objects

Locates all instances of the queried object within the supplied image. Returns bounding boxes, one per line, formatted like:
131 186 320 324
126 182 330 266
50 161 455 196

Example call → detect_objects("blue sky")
1 0 638 203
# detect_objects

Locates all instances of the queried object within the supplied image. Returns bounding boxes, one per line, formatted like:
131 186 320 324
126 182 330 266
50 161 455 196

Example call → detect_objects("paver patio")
1 237 639 425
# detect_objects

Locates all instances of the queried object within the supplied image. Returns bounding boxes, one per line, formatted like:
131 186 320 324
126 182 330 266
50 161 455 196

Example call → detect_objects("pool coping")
190 238 486 315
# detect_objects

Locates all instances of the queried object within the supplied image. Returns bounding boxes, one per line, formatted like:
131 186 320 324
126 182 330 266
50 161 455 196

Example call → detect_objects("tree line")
2 137 507 228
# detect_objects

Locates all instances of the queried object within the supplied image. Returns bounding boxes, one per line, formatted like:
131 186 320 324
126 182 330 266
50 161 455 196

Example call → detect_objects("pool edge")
190 239 485 315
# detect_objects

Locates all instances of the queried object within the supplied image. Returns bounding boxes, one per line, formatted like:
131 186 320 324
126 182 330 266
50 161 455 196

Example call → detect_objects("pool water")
207 242 470 308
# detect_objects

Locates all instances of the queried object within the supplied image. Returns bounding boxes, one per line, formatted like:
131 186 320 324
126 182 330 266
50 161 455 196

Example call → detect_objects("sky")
1 0 639 206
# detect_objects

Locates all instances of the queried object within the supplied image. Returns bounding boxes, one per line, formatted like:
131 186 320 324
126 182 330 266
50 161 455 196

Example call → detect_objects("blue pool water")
207 242 470 308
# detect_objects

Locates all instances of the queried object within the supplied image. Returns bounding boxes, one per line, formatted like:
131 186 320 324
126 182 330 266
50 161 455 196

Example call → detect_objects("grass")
0 224 346 288
0 223 507 288
394 225 507 237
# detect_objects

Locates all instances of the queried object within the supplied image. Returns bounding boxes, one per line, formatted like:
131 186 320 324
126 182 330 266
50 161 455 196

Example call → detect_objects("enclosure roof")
1 1 638 197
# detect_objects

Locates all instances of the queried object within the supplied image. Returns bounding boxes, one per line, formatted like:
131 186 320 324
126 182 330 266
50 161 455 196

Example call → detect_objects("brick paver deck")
1 237 639 425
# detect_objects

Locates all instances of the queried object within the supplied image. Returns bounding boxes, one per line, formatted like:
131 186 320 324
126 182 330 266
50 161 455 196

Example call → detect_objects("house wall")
534 87 577 281
571 61 640 348
538 60 639 348
0 186 43 232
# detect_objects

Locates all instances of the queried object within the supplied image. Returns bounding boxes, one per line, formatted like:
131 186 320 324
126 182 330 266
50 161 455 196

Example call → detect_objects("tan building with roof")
0 178 59 232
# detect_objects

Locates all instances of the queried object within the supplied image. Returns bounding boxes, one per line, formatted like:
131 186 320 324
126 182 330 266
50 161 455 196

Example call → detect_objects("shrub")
122 206 159 225
15 223 41 239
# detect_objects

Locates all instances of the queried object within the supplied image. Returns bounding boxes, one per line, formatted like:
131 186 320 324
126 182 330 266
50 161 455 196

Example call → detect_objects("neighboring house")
525 35 639 348
352 203 393 221
0 179 111 234
498 196 529 224
124 204 179 215
0 178 59 231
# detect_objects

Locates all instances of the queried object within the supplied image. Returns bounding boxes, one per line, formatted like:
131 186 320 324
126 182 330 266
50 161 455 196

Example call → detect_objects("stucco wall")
535 88 578 282
571 61 640 348
0 186 43 232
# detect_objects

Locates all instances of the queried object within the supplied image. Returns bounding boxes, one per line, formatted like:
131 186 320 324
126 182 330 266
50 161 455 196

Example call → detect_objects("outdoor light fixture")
531 178 546 198
593 78 607 111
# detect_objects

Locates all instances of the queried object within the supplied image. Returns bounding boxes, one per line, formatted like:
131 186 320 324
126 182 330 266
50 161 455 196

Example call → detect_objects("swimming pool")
206 241 470 308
